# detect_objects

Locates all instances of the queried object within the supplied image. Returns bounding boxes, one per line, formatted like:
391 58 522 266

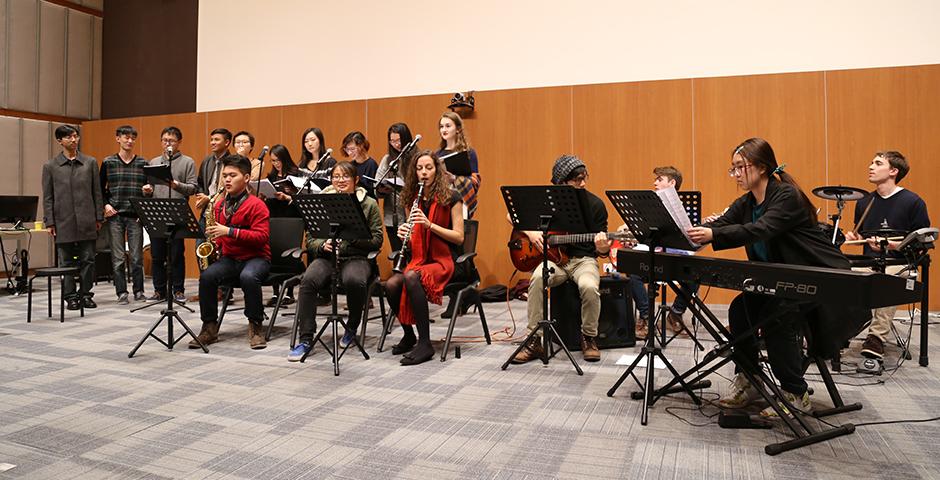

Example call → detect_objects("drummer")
844 151 929 360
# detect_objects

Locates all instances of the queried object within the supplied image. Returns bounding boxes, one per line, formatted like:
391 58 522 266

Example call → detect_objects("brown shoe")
188 321 219 348
860 334 884 359
510 336 545 364
249 322 267 350
666 311 689 337
635 317 648 340
581 335 601 362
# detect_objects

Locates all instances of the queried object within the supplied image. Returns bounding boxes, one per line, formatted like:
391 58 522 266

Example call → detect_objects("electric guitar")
508 229 636 272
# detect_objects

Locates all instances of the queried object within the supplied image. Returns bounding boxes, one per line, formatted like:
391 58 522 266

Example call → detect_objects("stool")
28 266 85 323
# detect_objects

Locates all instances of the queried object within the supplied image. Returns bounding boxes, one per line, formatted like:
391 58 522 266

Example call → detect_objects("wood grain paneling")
78 64 940 308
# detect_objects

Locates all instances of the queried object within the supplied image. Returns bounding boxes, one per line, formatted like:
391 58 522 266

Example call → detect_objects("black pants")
728 293 807 395
151 237 186 295
199 256 270 324
295 257 372 344
56 240 96 300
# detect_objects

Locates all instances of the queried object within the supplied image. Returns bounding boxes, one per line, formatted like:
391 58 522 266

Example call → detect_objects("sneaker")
82 297 97 309
718 373 761 409
134 291 147 302
117 293 129 305
287 342 312 362
66 298 82 311
861 334 884 359
174 291 187 304
760 389 811 419
149 292 166 301
340 330 355 348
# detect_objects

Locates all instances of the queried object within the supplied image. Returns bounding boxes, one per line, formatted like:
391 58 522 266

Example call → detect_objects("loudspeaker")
550 275 636 350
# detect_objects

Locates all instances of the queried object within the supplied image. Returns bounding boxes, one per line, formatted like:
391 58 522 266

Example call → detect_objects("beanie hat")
551 154 586 185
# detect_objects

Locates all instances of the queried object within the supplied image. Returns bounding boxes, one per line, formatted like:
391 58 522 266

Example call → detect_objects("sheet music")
655 187 701 249
257 179 278 198
287 175 321 194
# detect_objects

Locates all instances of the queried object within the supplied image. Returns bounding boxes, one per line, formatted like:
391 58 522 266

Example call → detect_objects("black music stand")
604 190 707 425
293 193 372 376
128 198 207 357
499 185 588 375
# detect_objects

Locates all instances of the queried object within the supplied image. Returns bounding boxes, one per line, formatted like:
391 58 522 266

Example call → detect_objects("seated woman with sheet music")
287 161 384 362
687 138 852 418
437 111 480 219
385 150 465 366
263 144 301 306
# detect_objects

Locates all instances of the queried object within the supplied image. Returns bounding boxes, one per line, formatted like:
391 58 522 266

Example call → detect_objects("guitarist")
510 155 611 364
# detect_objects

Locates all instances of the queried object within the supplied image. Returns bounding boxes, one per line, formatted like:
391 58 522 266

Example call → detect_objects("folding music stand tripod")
605 190 708 424
499 185 589 375
293 193 372 376
128 198 207 357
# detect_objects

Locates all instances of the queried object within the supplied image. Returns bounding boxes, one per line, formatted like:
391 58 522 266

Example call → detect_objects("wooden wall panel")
77 64 940 308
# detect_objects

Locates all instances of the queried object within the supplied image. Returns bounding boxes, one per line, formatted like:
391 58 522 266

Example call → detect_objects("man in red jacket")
190 154 272 349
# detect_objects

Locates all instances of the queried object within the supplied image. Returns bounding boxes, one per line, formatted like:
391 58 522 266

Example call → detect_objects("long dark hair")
267 144 298 180
387 122 414 163
401 150 454 207
300 127 326 165
733 137 816 225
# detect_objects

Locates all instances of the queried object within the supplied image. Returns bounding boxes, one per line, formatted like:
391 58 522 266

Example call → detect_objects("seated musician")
843 151 929 359
620 166 700 339
687 138 851 418
288 161 384 361
385 150 465 366
190 154 271 349
511 155 610 364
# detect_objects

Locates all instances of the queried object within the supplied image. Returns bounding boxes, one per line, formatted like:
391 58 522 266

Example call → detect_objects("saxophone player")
141 127 197 303
191 155 272 350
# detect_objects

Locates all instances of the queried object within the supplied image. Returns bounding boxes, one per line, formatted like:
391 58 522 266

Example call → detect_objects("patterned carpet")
1 279 939 479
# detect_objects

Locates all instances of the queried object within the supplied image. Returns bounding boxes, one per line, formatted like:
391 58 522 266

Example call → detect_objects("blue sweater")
853 188 930 257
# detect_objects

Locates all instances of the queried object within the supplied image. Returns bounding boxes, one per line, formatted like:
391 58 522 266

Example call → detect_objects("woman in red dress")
386 150 465 365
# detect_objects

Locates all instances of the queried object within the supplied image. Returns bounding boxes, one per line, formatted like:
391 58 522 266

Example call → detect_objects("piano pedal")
856 358 884 375
718 411 773 429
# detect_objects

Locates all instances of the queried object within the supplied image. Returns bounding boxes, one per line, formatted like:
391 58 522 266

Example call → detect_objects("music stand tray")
128 198 206 357
292 193 373 376
605 190 708 425
499 185 593 375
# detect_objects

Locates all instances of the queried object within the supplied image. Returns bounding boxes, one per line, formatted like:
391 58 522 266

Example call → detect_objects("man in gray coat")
42 125 104 310
142 126 198 303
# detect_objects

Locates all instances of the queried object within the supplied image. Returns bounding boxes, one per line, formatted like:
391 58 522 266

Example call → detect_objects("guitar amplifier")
550 275 635 350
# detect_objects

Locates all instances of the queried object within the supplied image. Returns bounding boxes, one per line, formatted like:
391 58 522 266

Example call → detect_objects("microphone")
165 145 174 157
255 145 270 194
257 145 270 161
317 148 333 165
390 134 421 170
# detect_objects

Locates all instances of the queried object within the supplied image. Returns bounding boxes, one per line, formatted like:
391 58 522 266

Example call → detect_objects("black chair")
378 219 490 361
217 217 306 333
27 266 84 322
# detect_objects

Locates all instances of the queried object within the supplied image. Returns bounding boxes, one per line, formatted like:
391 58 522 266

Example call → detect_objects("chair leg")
377 311 396 352
78 276 84 319
27 277 34 323
59 277 65 322
441 289 465 362
218 286 232 329
48 276 53 318
477 292 490 344
266 285 288 341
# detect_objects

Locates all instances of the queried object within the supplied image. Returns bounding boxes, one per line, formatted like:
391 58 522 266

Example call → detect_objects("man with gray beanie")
510 154 611 363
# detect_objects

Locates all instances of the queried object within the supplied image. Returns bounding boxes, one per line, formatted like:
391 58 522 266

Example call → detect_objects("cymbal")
859 228 909 238
812 185 869 201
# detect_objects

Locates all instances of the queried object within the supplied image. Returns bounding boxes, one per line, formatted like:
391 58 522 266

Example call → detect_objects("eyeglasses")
570 173 589 184
344 146 358 153
331 175 352 181
728 163 752 177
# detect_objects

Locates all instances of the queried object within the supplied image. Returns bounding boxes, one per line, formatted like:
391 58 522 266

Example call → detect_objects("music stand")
655 191 705 349
605 190 707 425
128 198 207 357
499 185 589 375
293 193 372 376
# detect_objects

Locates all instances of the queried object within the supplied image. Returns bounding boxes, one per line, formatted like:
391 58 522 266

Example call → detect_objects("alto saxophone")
196 190 223 271
393 181 425 273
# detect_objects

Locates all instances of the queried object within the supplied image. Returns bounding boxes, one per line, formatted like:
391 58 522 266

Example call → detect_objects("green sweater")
307 186 384 259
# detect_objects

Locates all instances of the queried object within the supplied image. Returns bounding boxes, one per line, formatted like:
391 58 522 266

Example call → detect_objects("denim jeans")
295 257 372 344
107 216 144 295
630 274 699 318
56 240 96 300
199 256 270 324
151 237 186 295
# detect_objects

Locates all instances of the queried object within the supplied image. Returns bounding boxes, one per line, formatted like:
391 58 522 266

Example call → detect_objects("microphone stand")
374 141 418 237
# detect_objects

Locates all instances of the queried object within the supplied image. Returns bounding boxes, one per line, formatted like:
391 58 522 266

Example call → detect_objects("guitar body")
508 230 569 272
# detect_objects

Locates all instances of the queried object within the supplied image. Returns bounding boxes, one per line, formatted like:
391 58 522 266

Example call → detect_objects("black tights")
386 271 431 345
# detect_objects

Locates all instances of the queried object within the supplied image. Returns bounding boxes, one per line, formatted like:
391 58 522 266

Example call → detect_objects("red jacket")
214 193 271 261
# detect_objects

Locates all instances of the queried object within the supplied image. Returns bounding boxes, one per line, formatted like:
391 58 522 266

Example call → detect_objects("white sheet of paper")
0 464 16 472
655 187 701 249
288 175 321 194
258 179 277 198
615 353 667 369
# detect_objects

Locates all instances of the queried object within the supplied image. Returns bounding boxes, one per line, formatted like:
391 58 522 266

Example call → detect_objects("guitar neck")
547 232 631 246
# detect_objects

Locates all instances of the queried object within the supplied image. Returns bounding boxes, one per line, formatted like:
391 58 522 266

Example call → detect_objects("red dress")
397 196 456 326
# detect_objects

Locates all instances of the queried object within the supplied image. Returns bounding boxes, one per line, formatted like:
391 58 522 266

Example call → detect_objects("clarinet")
393 181 425 273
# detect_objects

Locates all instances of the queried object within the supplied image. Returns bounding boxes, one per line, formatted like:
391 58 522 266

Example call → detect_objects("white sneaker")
718 373 761 409
760 389 811 419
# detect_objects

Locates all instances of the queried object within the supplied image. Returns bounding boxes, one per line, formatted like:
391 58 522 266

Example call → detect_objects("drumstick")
842 236 903 246
851 195 875 234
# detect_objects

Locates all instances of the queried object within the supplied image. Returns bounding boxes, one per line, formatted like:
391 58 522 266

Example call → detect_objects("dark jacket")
42 152 104 244
307 186 384 260
197 152 229 197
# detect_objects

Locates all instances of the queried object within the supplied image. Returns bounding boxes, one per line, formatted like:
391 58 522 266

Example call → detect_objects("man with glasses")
42 125 104 310
510 155 611 364
142 126 197 303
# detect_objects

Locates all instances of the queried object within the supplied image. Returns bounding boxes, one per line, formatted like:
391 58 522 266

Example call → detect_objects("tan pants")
852 264 911 341
527 256 600 337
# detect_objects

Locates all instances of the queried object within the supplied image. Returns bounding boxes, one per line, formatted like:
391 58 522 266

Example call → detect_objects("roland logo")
775 281 818 296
